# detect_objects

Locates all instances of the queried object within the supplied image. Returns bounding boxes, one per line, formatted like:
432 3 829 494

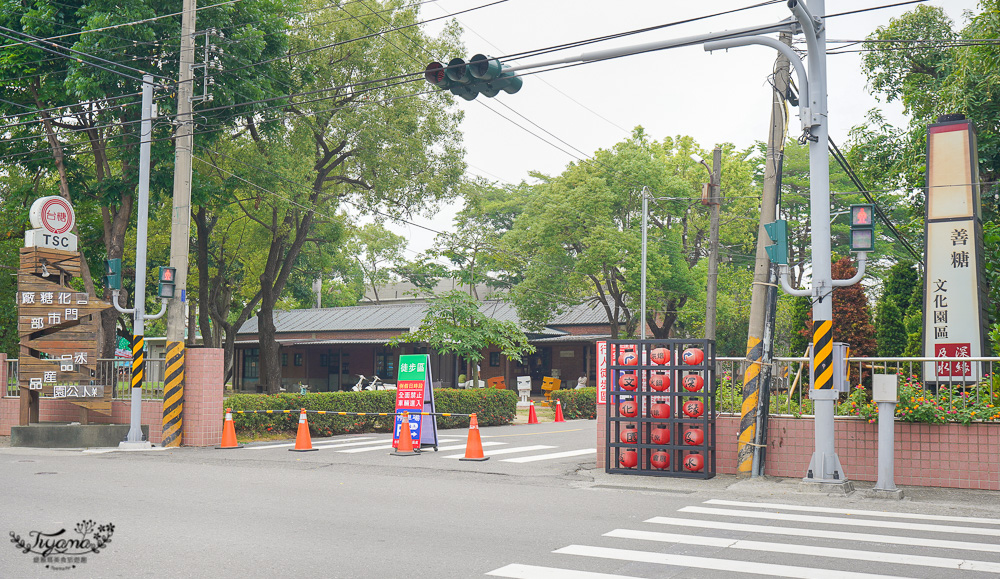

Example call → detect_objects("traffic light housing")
849 204 875 252
763 220 788 265
158 266 176 299
424 54 522 101
104 258 122 290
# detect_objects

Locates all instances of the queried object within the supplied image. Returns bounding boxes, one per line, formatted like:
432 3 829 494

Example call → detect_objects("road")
3 418 1000 578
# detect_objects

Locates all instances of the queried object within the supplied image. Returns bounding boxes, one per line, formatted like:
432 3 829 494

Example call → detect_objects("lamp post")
691 149 722 341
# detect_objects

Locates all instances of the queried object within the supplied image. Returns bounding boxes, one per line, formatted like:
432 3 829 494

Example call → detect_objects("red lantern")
649 372 670 392
683 453 704 472
683 374 704 392
619 449 638 468
618 372 638 391
650 402 672 419
682 348 704 365
650 347 670 365
683 400 704 418
619 400 638 418
650 451 670 470
620 425 638 444
683 428 704 446
618 350 638 366
651 425 671 445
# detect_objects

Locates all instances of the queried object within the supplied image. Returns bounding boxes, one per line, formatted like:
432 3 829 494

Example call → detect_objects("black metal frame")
604 339 716 479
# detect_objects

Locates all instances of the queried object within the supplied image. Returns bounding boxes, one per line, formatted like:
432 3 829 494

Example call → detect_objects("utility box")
831 342 850 392
873 374 898 403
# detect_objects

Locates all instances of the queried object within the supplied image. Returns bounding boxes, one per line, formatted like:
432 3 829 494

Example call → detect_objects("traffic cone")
459 413 489 461
218 408 243 449
554 399 566 422
392 411 420 456
527 401 539 424
289 408 317 452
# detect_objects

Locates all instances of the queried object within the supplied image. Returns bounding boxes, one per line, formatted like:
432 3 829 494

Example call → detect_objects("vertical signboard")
923 119 988 384
393 354 437 450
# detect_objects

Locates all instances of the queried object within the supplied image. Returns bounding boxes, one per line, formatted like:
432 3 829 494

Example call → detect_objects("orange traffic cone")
527 401 539 424
217 408 243 449
554 399 566 422
459 413 489 461
289 408 317 452
392 411 420 456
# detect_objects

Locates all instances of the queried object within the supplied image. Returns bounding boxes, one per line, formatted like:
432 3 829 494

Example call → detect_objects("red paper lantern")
618 350 638 366
620 425 638 444
651 425 671 445
650 347 670 365
683 374 704 392
619 400 638 418
683 428 704 446
619 449 638 468
651 451 670 470
683 453 704 472
683 400 704 418
650 402 672 419
649 372 670 392
682 348 704 365
618 372 638 391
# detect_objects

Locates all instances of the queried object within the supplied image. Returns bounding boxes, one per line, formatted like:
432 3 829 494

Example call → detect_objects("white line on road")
339 441 502 453
442 445 556 458
605 528 1000 573
703 499 1000 526
246 437 378 450
487 563 642 578
502 449 595 463
645 516 1000 554
679 506 1000 537
553 545 916 579
430 441 506 452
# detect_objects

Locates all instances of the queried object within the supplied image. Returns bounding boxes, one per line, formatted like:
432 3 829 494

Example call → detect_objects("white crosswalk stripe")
338 440 502 453
485 498 1000 577
501 448 596 463
442 445 557 458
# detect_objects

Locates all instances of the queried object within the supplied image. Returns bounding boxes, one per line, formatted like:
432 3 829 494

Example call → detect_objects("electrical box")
831 342 851 392
872 374 898 403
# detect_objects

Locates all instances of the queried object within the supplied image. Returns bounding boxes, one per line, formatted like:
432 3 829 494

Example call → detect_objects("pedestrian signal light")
849 204 875 252
158 266 176 299
104 258 122 290
763 220 788 265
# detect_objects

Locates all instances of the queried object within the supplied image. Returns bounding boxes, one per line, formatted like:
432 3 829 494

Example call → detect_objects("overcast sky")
390 0 981 257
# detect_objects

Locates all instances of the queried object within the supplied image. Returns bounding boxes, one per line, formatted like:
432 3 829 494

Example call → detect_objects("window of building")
375 351 396 379
243 349 259 379
282 353 288 367
294 353 303 366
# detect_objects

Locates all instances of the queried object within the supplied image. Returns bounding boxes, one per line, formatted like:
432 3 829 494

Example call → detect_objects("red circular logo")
40 198 74 234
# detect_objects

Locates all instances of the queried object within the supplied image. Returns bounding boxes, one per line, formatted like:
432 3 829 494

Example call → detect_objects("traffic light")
849 204 875 252
104 258 122 290
424 54 522 101
763 220 788 265
158 266 176 299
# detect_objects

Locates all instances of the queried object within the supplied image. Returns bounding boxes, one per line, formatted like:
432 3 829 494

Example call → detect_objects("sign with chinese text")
392 354 438 450
596 341 608 405
25 196 78 251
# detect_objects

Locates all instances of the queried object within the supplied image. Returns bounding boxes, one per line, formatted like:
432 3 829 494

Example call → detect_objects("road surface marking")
338 441 502 453
554 545 913 579
679 506 1000 537
487 563 640 578
704 499 1000 526
482 428 584 438
431 441 506 452
605 528 1000 573
645 516 1000 554
502 449 595 463
443 445 556 458
247 437 378 450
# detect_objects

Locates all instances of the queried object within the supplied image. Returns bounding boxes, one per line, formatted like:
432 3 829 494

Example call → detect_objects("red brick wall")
0 397 163 439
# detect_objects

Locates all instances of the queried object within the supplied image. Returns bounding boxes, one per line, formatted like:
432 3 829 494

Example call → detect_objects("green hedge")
225 388 517 437
551 387 597 419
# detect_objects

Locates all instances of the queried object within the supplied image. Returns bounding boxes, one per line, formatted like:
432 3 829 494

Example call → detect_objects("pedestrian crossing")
487 498 1000 578
244 435 595 464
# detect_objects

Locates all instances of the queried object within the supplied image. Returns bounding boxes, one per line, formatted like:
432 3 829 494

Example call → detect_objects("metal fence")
714 356 1000 416
2 358 165 400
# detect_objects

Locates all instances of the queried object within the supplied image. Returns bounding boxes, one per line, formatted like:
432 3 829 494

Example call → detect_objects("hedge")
550 387 597 419
225 388 518 437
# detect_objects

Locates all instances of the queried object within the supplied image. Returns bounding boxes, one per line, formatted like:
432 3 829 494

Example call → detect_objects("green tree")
875 298 907 357
347 224 406 304
389 291 534 385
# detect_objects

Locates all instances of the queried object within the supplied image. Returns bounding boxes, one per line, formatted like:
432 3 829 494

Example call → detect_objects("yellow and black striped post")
812 320 833 390
736 337 763 474
131 335 144 391
162 341 185 447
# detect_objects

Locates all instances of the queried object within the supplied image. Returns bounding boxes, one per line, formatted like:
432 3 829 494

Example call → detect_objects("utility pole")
737 31 792 477
166 0 197 342
704 147 722 340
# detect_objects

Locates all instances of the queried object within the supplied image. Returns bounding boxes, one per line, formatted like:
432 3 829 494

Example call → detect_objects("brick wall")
0 397 162 439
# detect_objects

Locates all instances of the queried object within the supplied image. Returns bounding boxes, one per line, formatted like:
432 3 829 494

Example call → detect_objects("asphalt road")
3 419 1000 579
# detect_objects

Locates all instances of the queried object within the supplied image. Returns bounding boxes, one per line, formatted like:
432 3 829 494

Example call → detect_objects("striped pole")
735 338 763 474
812 320 833 390
131 335 144 390
162 341 185 447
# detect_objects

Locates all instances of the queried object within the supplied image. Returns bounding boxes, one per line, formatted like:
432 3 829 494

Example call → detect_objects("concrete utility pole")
737 31 792 477
704 147 722 340
165 0 197 341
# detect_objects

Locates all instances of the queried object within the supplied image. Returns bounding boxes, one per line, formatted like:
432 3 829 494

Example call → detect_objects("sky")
389 0 982 257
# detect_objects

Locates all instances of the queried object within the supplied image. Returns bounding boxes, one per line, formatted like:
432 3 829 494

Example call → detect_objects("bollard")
871 374 902 498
